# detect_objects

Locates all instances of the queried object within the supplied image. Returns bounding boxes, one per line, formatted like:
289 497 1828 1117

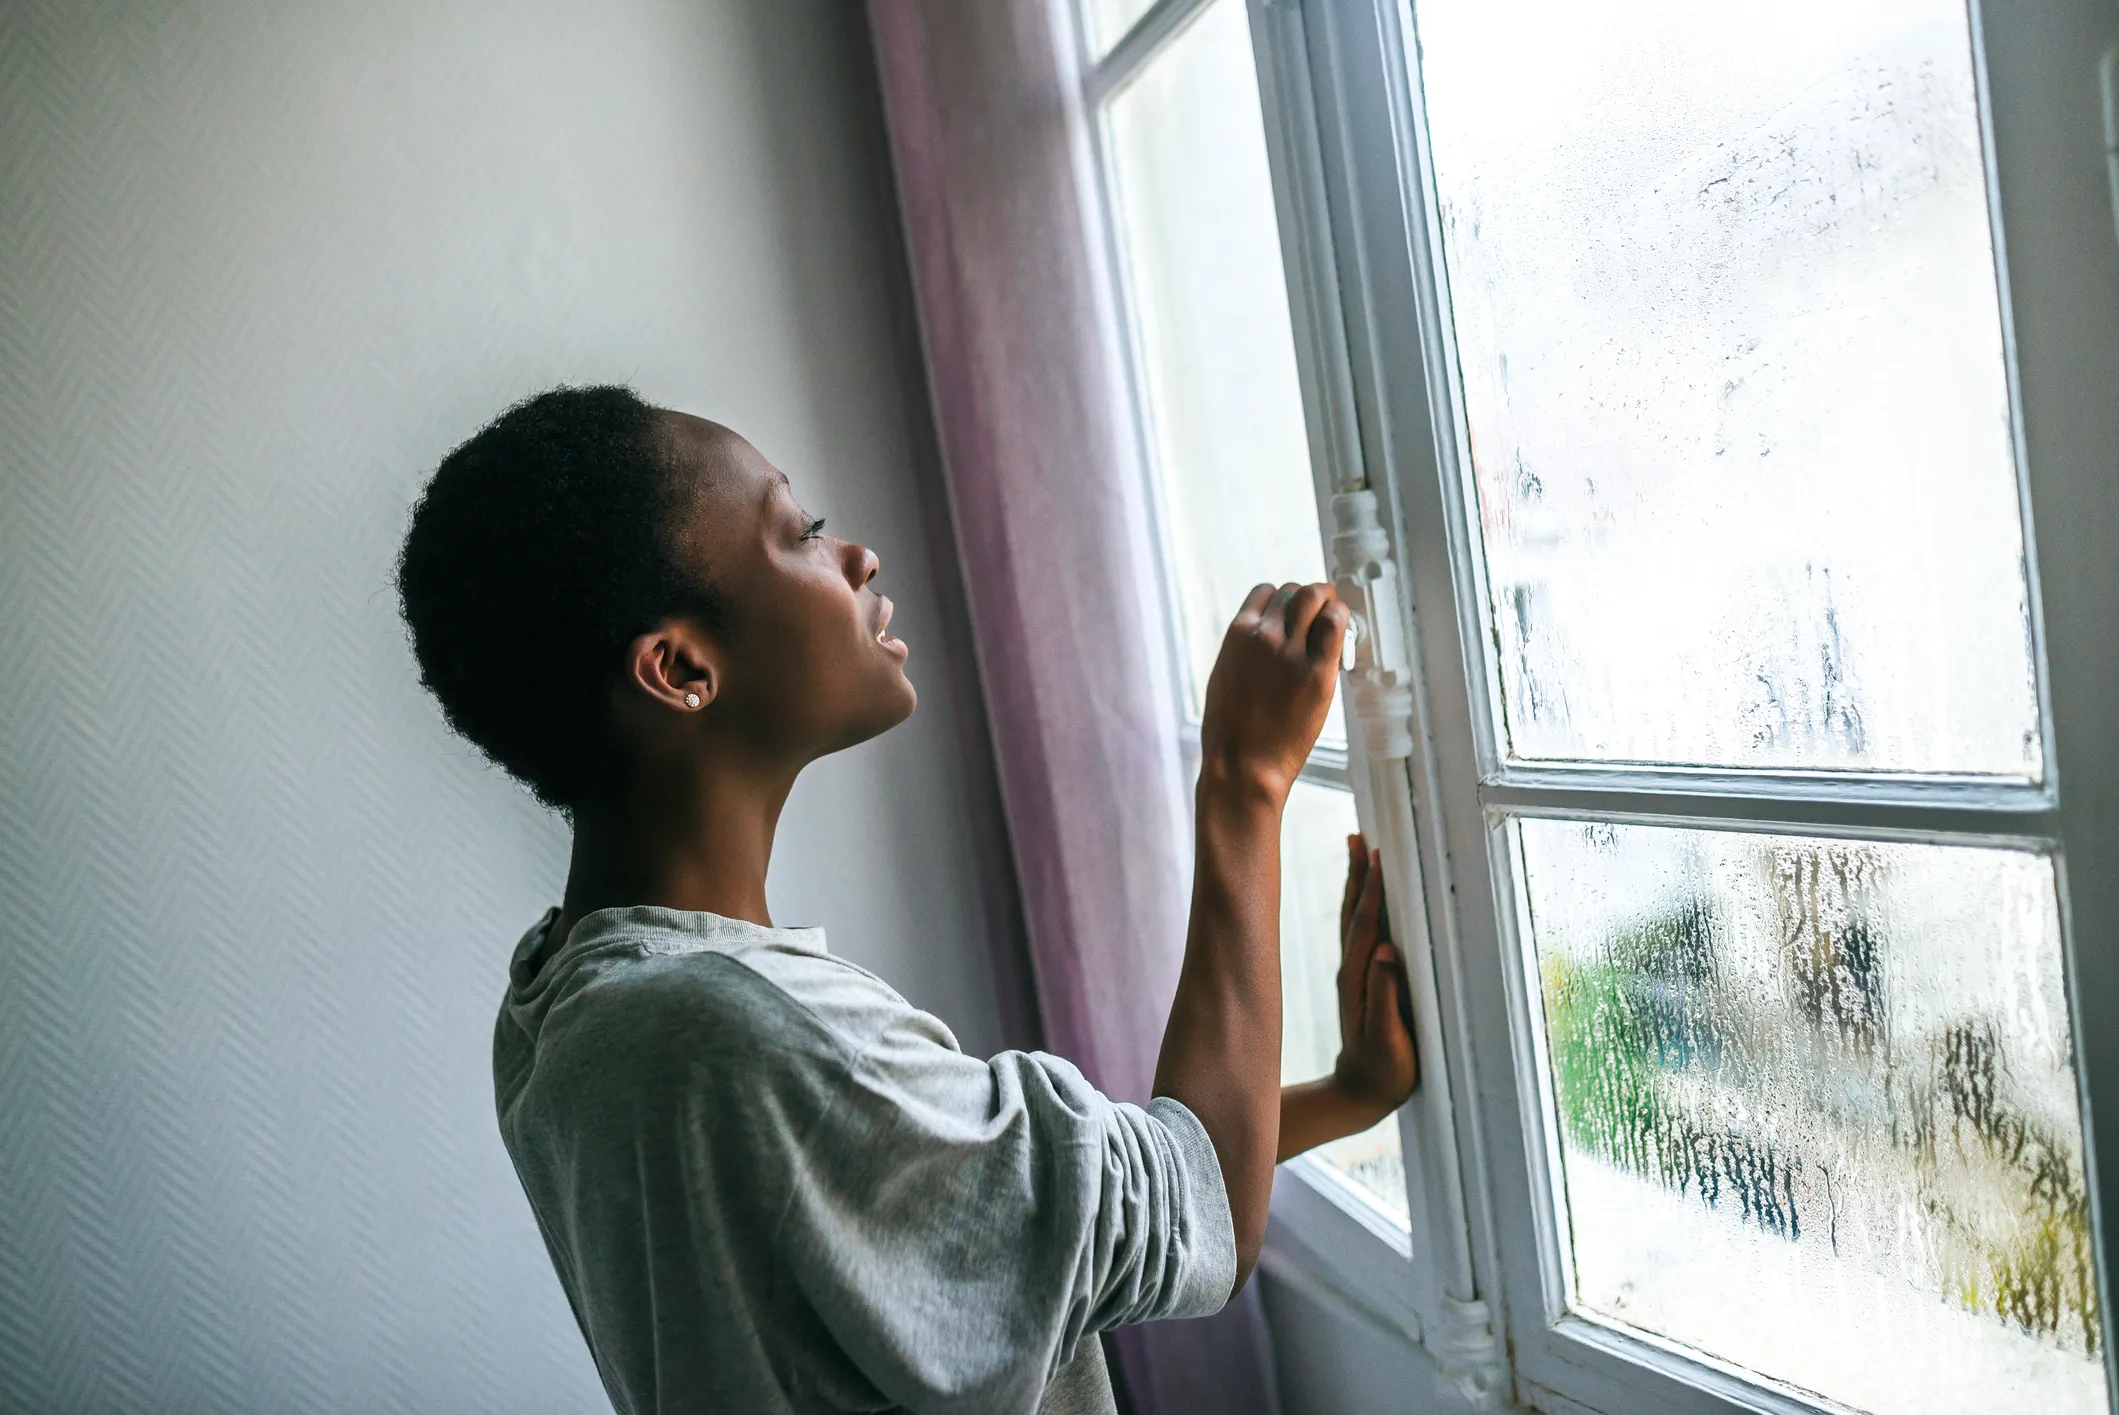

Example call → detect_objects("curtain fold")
866 4 1282 1413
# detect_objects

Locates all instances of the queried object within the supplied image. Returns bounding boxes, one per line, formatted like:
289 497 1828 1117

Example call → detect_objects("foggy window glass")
1282 779 1407 1223
1409 0 2041 776
1517 818 2103 1414
1106 0 1336 737
1084 0 1158 58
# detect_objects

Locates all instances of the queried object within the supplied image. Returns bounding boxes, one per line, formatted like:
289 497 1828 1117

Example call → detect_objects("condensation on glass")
1083 0 1159 59
1514 817 2103 1415
1104 0 1336 736
1280 780 1407 1224
1409 0 2041 777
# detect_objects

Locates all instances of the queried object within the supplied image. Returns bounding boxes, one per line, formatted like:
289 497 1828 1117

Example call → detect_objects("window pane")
1409 0 2041 777
1082 0 1157 59
1280 779 1407 1224
1107 0 1334 734
1516 818 2102 1414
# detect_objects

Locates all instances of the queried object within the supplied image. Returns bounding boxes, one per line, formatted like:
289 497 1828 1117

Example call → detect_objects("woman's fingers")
1229 581 1340 654
1339 849 1386 1028
1253 582 1300 646
1280 582 1332 649
1348 848 1385 962
1364 943 1418 1092
1339 833 1367 942
1234 582 1277 630
1307 596 1350 666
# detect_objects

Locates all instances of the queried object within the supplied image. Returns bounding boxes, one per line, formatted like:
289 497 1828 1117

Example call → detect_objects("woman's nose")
847 543 880 588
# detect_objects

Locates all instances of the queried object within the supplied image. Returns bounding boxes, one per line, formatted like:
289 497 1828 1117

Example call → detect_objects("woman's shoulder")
516 910 974 1119
553 937 847 1055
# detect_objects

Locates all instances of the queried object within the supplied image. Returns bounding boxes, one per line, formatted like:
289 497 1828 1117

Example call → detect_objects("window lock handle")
1329 488 1416 761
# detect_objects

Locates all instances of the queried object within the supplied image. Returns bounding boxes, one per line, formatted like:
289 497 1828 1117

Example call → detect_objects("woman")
396 385 1416 1415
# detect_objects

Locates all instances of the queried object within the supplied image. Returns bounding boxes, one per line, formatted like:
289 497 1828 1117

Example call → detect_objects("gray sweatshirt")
494 905 1236 1415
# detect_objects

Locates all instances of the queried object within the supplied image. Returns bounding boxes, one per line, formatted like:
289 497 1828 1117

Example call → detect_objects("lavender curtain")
866 4 1283 1412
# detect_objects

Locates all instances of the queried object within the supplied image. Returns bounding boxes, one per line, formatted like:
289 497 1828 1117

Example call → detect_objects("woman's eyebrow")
761 469 791 512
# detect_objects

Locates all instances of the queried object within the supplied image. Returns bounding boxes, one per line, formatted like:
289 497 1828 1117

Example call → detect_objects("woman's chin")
886 673 918 725
825 678 918 755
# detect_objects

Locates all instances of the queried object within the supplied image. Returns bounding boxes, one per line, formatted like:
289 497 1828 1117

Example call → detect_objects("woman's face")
662 413 917 759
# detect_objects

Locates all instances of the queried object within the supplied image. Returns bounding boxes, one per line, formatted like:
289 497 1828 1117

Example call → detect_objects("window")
1076 0 1409 1228
1402 3 2104 1407
1078 0 2119 1410
1516 821 2095 1412
1415 0 2041 782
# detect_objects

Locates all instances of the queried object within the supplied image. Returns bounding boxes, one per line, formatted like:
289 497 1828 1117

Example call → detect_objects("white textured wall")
0 2 1004 1410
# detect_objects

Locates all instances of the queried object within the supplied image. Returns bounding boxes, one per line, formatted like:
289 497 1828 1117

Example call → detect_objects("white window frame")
1067 0 1512 1394
1073 0 2119 1410
1274 0 2119 1410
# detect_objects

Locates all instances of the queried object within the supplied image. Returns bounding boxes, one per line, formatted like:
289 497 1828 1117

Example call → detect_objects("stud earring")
683 692 701 709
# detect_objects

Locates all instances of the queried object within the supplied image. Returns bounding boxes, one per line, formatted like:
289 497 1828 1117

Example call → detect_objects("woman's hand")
1197 582 1349 808
1276 833 1419 1163
1330 834 1417 1111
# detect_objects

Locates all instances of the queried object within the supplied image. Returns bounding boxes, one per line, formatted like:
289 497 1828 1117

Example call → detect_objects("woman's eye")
800 518 826 542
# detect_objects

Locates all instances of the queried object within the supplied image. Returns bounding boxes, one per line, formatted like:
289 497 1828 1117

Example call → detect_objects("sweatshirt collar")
509 904 829 998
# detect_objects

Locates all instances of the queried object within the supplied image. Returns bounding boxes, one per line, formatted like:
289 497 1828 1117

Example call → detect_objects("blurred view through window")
1520 820 2094 1413
1417 0 2039 778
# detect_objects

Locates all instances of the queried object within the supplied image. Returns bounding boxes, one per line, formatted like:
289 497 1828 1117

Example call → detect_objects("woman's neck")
552 750 798 946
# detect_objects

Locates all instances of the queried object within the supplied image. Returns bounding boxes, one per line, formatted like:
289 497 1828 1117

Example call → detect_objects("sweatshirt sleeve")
769 1039 1237 1415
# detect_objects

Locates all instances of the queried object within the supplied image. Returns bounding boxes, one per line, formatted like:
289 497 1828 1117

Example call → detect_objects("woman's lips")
874 596 908 658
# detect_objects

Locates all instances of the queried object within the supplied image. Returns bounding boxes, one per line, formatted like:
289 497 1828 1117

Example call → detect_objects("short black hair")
397 385 723 813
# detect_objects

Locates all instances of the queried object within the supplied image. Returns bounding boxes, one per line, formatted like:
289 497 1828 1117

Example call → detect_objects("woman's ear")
624 622 719 713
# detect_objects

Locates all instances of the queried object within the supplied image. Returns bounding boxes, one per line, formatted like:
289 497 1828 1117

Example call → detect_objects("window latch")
1330 488 1416 761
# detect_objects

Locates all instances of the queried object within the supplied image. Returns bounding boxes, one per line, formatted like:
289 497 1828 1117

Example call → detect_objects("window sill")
1260 1156 1422 1350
